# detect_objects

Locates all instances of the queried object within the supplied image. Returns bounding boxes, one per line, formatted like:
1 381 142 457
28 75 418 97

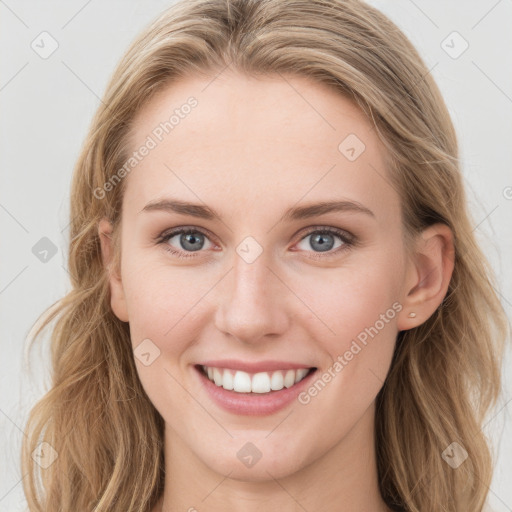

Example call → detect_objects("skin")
99 70 455 512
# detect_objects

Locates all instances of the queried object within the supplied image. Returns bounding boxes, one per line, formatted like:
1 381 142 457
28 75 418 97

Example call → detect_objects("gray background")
1 0 511 510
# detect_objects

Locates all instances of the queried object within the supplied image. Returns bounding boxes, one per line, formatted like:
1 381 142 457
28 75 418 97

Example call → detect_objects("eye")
157 227 215 259
294 227 355 258
156 225 356 260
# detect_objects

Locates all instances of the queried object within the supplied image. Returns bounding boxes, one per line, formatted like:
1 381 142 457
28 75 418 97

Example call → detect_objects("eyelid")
294 224 355 242
155 225 217 244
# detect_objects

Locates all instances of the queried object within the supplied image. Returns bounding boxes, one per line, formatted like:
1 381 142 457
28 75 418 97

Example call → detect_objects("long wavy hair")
21 0 509 510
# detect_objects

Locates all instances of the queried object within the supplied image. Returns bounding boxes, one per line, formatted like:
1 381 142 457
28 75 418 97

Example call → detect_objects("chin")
195 437 311 481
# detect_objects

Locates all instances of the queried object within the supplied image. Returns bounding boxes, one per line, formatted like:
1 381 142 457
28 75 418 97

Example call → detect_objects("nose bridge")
232 249 272 306
214 243 289 342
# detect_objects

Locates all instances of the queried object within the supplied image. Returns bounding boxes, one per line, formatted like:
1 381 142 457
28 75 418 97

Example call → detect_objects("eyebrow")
140 198 375 221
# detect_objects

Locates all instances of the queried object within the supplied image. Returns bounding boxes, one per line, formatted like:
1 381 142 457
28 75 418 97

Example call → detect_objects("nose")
214 249 291 345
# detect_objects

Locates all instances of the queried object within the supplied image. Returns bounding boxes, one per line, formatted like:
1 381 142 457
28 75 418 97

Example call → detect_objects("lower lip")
194 366 317 416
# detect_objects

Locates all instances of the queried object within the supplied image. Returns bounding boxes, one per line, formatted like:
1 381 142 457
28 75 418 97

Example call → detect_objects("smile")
200 365 314 394
194 359 318 415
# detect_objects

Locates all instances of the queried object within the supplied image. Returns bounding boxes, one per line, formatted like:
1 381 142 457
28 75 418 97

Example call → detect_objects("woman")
22 0 508 511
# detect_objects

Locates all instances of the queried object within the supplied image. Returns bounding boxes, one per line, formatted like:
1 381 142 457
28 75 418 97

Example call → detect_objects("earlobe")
98 218 129 322
397 223 455 331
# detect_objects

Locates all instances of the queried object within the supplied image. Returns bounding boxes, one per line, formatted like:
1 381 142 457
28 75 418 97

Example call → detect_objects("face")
101 71 416 481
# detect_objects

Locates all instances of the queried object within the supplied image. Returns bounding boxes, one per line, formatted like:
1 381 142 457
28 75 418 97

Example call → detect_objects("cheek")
121 256 216 352
294 249 402 408
120 260 206 411
293 266 400 437
298 251 402 346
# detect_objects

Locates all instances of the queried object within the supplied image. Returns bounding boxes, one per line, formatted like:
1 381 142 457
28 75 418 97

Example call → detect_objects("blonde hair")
21 0 509 510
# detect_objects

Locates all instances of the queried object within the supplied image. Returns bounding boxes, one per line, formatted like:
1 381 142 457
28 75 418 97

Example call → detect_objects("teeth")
222 370 234 390
284 369 295 388
213 368 223 387
202 366 311 393
270 371 284 391
252 372 271 393
295 368 309 383
233 371 252 392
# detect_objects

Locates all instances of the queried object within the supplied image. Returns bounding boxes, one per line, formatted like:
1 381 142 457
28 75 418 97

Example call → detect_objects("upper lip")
197 359 316 373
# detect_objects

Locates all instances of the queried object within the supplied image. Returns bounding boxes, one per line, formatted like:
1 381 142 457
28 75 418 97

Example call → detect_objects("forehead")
123 71 398 224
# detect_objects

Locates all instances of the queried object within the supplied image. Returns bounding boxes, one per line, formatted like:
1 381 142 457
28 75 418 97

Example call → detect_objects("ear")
98 218 129 322
397 223 455 331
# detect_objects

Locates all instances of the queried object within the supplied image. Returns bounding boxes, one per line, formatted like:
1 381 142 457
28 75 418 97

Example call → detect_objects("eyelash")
155 226 357 260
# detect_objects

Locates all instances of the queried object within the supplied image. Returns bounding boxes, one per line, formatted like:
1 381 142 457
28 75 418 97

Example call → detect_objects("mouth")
193 359 318 415
196 364 316 394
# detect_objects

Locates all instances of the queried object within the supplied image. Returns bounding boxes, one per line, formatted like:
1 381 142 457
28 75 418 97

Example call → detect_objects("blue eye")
294 227 354 258
158 228 214 258
298 230 344 252
156 226 355 260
